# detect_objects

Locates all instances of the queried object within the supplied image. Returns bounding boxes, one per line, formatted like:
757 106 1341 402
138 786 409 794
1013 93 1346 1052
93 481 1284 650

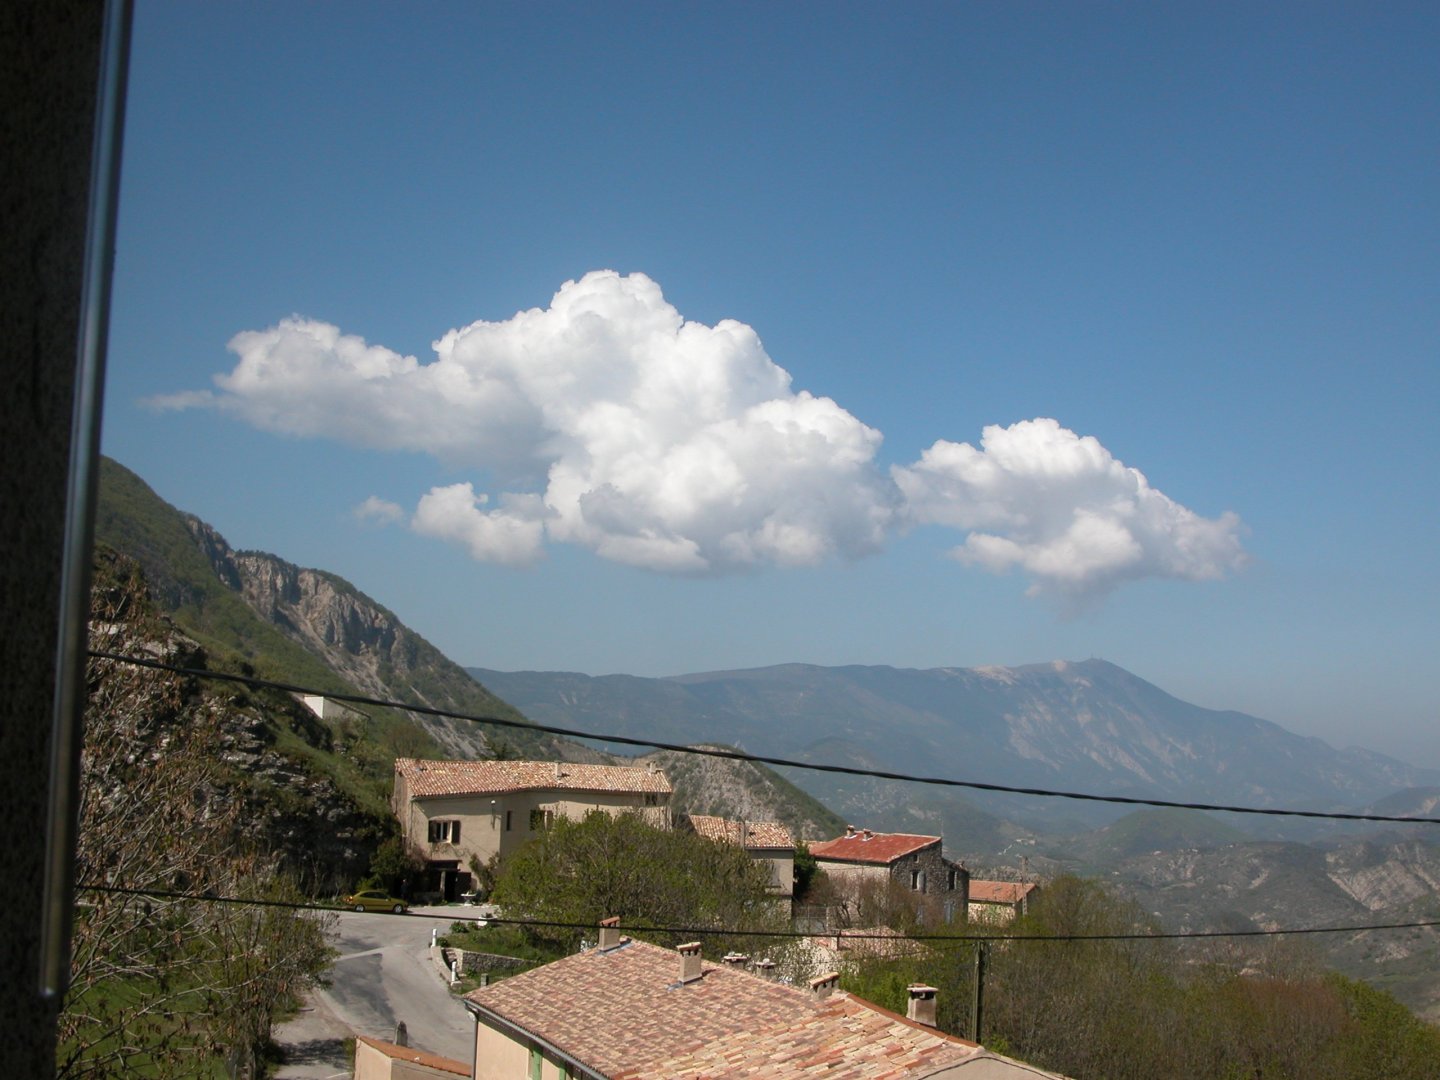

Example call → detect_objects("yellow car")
344 889 408 914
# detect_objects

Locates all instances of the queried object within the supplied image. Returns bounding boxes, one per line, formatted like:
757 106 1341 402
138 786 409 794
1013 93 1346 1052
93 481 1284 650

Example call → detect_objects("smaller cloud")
893 418 1248 605
411 483 547 567
352 496 405 527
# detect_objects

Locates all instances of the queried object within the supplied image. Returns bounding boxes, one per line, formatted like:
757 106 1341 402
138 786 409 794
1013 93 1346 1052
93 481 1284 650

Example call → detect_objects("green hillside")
97 457 365 692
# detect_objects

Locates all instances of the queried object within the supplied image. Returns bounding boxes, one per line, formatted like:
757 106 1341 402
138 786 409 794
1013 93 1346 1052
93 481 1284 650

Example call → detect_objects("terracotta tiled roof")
621 991 981 1079
354 1035 470 1076
808 831 940 866
684 814 794 850
394 758 672 798
465 938 984 1079
968 880 1039 905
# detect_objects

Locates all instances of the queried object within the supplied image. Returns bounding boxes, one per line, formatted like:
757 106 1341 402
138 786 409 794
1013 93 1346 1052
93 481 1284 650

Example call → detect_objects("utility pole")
971 941 988 1043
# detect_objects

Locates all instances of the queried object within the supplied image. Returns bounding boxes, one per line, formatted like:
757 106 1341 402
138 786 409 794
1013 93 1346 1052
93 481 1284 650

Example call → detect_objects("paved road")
273 906 478 1078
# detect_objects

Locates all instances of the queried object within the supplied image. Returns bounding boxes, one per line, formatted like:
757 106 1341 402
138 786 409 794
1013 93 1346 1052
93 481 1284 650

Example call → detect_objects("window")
427 819 461 843
529 808 553 831
910 869 925 891
505 810 513 832
947 868 958 891
644 793 658 806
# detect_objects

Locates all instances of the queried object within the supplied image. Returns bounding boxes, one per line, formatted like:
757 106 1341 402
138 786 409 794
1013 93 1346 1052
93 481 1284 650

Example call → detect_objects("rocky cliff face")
1114 833 1440 1020
185 516 539 760
636 745 846 842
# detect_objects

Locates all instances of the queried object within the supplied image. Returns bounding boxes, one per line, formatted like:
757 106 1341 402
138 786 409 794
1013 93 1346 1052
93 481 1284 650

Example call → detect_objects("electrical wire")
88 648 1440 827
77 883 1440 945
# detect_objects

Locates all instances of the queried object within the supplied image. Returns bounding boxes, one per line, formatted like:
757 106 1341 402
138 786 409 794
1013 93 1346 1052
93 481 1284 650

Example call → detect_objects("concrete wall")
815 860 891 891
757 851 795 897
475 1021 581 1080
474 1020 527 1080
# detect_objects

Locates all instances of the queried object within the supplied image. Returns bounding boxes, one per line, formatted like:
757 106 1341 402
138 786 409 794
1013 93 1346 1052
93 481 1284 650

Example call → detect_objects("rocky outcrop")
88 549 378 892
184 515 551 760
1114 833 1440 1020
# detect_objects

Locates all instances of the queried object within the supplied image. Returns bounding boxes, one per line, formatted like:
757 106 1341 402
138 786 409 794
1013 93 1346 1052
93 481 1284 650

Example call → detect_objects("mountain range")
467 660 1438 841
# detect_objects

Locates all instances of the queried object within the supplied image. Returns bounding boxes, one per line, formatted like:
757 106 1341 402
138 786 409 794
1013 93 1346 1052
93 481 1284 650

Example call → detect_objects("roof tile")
395 758 672 798
684 814 794 850
467 939 983 1079
808 831 940 865
968 880 1039 904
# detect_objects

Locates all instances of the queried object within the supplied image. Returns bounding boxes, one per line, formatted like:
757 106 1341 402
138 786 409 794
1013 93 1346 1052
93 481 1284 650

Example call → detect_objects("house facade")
809 828 969 922
392 759 672 900
462 922 1071 1079
967 880 1039 924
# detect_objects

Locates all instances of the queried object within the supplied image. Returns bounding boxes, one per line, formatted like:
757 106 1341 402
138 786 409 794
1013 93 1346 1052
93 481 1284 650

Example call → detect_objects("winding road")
273 906 477 1078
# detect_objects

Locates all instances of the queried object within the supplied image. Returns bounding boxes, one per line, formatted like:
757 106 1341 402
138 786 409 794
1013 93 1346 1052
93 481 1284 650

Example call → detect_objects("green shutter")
529 1046 542 1079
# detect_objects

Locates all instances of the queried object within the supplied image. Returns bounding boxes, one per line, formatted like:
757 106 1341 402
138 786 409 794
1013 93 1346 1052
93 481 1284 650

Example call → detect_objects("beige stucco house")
462 921 1072 1078
392 759 672 900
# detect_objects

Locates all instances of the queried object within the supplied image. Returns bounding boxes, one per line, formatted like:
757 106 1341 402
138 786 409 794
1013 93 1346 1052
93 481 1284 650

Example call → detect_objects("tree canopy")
489 810 784 953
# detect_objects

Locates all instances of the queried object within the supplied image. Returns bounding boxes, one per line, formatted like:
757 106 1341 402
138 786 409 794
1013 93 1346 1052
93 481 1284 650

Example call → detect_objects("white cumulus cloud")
167 270 1247 601
892 418 1248 602
411 484 547 567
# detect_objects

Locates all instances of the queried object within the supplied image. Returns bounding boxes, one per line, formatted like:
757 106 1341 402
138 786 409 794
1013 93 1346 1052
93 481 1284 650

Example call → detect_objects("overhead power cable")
87 648 1440 826
79 883 1440 944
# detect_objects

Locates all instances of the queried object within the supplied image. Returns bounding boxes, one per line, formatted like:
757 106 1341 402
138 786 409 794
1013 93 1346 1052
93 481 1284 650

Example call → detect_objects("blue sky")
103 3 1438 764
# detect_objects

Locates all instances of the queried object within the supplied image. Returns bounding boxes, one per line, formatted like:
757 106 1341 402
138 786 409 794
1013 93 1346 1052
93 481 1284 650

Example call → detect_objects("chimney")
845 825 856 838
554 761 563 781
907 984 938 1027
598 916 621 951
678 941 703 984
861 829 873 841
754 958 777 979
809 972 840 1000
722 952 749 967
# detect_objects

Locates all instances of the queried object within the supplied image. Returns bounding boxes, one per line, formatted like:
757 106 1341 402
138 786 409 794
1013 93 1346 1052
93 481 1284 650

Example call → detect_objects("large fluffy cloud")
159 270 1247 598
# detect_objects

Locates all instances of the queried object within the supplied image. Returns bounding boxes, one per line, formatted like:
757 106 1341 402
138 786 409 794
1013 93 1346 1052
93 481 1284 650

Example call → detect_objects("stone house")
809 827 969 922
462 920 1072 1078
392 759 672 900
967 880 1040 924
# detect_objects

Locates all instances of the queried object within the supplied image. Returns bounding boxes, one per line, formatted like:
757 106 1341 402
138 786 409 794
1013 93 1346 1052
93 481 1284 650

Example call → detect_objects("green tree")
792 841 819 900
489 810 783 954
365 835 424 896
